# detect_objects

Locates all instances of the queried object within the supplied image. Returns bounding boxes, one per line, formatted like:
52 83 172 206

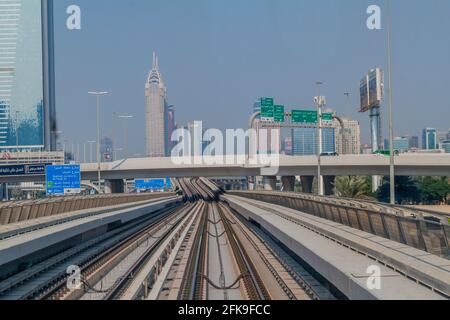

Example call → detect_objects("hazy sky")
53 0 450 156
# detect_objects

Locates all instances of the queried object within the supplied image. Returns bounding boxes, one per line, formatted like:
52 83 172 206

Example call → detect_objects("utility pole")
88 91 109 194
386 0 396 204
316 81 324 196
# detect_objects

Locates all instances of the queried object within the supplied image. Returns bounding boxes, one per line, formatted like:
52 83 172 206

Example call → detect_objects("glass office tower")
292 127 336 156
422 128 437 150
0 0 55 151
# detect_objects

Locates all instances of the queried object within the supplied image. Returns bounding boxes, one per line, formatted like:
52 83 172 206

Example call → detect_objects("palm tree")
334 176 374 200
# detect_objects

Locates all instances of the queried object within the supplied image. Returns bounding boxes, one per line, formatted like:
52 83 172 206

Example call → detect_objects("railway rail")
2 177 440 300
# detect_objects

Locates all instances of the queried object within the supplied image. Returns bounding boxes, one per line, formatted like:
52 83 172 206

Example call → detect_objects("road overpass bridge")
82 154 450 179
1 154 450 194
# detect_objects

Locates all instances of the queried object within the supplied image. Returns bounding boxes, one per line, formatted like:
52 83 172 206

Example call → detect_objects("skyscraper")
100 136 114 162
442 140 450 153
384 137 409 153
0 0 56 151
164 105 176 156
422 128 437 150
408 136 419 149
292 127 335 156
145 52 167 157
335 118 361 155
253 100 261 118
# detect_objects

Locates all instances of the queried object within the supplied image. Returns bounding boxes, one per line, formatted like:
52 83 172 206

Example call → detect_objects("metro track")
0 203 186 300
0 178 339 300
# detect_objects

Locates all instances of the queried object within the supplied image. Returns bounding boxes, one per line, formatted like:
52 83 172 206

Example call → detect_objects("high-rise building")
145 52 167 157
442 140 450 153
100 136 114 162
164 105 176 156
385 137 409 153
422 128 437 150
335 118 361 155
0 0 56 151
253 100 261 118
292 127 335 156
408 136 419 149
438 131 448 146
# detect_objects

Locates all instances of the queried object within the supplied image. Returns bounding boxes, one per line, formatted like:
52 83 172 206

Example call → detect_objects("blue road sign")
46 165 81 196
135 179 166 190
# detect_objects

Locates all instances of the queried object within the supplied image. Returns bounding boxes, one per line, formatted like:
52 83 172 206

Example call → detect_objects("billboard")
0 164 47 177
360 68 384 113
0 0 45 149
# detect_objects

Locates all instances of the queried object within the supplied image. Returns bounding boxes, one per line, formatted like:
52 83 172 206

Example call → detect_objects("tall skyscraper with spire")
145 52 167 157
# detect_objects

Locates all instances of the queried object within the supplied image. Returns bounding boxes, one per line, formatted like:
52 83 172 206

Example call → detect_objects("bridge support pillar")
105 179 125 194
323 176 336 196
263 176 277 191
300 176 314 194
281 176 296 192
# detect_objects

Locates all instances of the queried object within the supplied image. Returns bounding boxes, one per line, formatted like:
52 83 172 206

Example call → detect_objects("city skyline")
53 0 450 157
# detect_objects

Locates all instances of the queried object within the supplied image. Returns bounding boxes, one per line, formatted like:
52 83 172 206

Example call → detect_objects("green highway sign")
260 97 275 122
261 97 274 107
274 105 285 123
291 110 318 124
261 106 274 121
322 113 334 122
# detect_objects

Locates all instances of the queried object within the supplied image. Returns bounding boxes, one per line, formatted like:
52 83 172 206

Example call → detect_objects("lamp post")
88 91 108 193
315 81 324 196
386 0 396 204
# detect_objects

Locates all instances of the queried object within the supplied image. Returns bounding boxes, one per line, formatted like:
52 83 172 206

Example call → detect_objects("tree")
334 176 374 200
417 177 450 205
377 176 421 205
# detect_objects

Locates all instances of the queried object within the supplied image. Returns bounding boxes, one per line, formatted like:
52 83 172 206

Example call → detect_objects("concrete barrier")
0 193 176 226
228 191 450 259
224 195 448 299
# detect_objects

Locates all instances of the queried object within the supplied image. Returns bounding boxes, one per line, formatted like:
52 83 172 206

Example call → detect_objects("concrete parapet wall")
228 191 450 259
0 197 181 269
224 195 449 299
0 193 175 226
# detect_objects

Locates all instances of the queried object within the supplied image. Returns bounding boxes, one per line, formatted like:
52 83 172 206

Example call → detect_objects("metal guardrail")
227 191 450 259
0 193 174 226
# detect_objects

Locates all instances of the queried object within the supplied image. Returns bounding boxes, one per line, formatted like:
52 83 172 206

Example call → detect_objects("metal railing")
0 193 175 226
227 191 450 259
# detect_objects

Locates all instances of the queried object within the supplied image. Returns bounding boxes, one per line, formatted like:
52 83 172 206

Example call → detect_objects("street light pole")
386 0 396 204
88 91 108 194
316 81 324 196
